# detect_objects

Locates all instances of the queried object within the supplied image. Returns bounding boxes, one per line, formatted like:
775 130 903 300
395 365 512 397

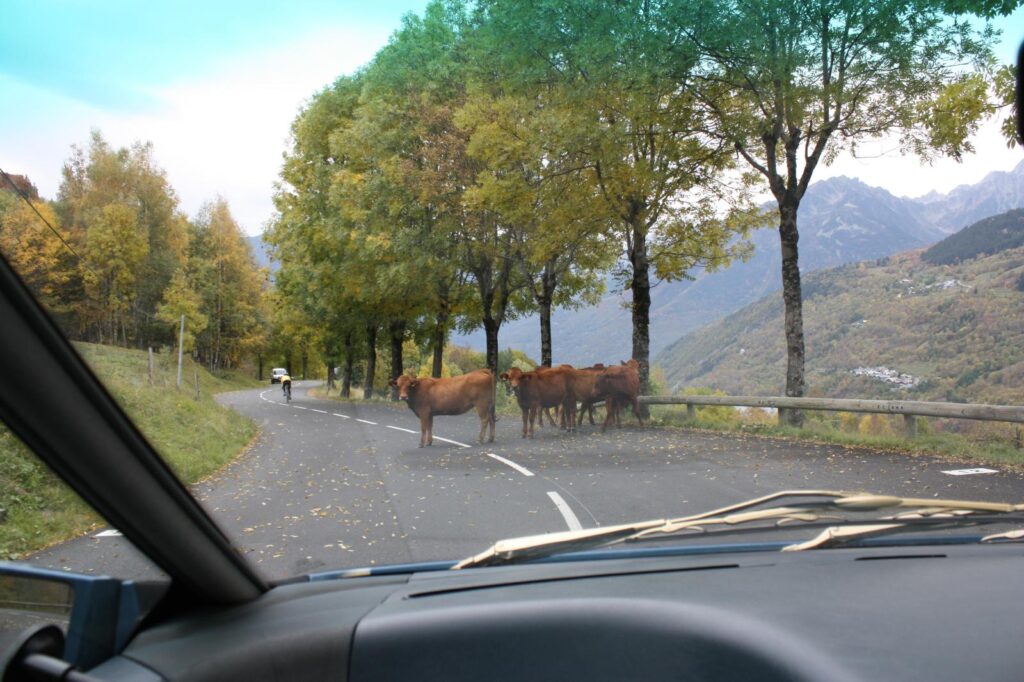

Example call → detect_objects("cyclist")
280 371 292 401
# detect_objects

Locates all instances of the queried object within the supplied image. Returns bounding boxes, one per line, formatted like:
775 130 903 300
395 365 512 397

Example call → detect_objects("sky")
0 2 1022 236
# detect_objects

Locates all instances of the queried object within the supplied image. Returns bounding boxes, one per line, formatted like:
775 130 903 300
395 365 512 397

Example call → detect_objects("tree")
458 90 615 366
473 0 757 393
57 131 188 347
81 203 148 345
0 198 80 322
189 198 265 370
677 0 1002 423
155 270 207 352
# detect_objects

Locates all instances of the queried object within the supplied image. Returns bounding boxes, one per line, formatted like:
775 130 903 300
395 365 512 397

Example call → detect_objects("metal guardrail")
638 395 1024 437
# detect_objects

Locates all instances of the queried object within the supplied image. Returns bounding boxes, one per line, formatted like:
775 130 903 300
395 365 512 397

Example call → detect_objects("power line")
0 166 83 261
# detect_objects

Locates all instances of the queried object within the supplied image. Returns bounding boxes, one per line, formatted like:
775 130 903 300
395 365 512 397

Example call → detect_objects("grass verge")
0 342 261 560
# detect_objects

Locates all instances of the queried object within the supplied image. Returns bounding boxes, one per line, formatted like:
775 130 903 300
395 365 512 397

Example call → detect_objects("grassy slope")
0 343 260 559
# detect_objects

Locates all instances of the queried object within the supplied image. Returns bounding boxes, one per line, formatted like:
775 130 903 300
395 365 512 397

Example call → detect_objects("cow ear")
410 379 419 388
499 372 509 380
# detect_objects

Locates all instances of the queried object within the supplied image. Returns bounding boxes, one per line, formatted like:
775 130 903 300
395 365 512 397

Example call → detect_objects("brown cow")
595 359 642 432
571 364 608 427
499 365 574 429
388 370 496 448
500 366 576 438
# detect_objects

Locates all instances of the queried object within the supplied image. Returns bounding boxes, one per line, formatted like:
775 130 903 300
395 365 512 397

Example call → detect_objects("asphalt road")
27 381 1024 582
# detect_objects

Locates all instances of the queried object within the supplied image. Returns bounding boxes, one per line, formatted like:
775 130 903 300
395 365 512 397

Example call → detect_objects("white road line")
386 425 418 434
356 418 378 425
942 467 998 476
332 413 351 419
487 453 534 477
293 406 307 410
547 492 583 531
311 409 328 414
94 529 122 538
432 435 471 448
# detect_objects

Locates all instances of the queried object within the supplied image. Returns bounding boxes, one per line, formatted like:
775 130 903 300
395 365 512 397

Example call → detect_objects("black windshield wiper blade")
454 490 1024 569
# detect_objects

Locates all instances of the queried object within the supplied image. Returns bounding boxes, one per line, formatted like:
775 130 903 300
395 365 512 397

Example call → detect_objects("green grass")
648 404 1024 469
0 343 261 560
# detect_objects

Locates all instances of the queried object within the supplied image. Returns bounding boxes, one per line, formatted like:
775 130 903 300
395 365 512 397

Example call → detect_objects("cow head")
501 367 526 395
389 375 419 401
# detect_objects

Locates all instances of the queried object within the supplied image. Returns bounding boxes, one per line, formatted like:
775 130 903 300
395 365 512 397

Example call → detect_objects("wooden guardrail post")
903 414 917 439
687 404 696 420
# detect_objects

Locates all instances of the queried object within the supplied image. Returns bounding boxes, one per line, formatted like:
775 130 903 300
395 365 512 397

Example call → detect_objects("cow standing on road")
571 364 607 427
595 360 643 432
389 370 496 447
500 366 577 438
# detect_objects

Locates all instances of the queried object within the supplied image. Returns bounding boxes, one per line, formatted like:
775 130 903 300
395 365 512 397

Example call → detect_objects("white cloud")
2 25 389 235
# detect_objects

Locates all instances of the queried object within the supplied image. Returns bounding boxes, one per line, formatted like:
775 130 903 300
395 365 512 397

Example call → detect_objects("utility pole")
177 314 185 388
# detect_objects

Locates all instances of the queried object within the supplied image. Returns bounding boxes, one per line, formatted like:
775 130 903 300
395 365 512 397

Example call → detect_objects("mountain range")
453 159 1024 365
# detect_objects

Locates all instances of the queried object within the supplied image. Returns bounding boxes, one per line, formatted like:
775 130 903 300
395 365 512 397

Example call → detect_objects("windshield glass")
2 0 1024 582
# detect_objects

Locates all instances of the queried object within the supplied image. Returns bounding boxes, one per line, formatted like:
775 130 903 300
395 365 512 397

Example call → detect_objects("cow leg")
425 414 435 446
488 404 495 442
521 407 529 438
602 397 615 433
477 403 489 444
419 412 430 448
588 404 596 425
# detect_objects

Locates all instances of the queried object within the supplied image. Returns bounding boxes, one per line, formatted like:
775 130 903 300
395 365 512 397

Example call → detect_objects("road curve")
27 381 1024 581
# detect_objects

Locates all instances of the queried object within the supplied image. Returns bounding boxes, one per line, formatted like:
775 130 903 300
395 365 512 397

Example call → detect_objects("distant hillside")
248 234 274 270
455 159 1024 365
922 209 1024 265
655 239 1024 406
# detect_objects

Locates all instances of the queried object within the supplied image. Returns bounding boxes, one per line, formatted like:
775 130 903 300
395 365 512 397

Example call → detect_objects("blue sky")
0 2 1021 235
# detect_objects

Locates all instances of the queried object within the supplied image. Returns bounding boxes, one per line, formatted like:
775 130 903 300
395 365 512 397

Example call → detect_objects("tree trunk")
538 297 552 367
629 222 651 415
363 323 377 399
483 316 500 377
257 354 263 381
778 199 806 426
431 310 447 378
341 332 353 398
301 351 308 380
389 319 405 401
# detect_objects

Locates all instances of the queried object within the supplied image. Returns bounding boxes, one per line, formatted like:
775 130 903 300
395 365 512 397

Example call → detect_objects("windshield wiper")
454 490 1024 569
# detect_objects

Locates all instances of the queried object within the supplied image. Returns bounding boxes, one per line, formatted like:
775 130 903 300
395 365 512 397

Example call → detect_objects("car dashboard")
82 543 1024 682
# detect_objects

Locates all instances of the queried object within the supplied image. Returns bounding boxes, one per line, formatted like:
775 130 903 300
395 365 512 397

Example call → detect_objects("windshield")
2 0 1024 583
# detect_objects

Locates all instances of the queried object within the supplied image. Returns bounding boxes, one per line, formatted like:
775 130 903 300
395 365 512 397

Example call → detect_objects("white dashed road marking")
547 492 583 531
94 529 122 538
386 425 418 434
432 435 471 448
487 453 534 477
293 406 307 410
356 418 377 425
333 413 351 419
311 409 328 414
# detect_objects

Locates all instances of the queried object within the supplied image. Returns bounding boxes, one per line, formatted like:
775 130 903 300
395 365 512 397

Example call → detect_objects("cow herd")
388 360 642 448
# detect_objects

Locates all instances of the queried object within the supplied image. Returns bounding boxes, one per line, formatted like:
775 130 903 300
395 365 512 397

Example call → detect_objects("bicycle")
281 375 292 402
